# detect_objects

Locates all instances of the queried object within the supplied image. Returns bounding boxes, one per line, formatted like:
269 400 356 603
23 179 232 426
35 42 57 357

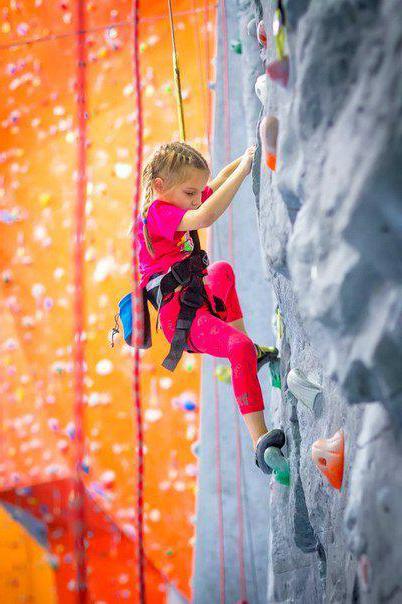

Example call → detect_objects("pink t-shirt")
137 186 213 288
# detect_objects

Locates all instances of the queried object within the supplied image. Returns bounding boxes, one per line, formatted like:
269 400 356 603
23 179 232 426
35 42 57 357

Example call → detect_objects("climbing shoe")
254 429 290 485
254 344 278 372
215 346 278 383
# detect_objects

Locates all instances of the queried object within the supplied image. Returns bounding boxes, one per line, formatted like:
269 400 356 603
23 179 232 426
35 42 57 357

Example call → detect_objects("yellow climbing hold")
215 364 232 384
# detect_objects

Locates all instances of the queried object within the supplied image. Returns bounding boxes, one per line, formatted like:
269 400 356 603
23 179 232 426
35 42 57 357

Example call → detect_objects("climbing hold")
247 17 257 37
183 354 196 372
287 368 322 411
358 554 371 592
312 429 344 490
100 470 116 489
183 399 197 411
254 74 268 106
215 364 232 384
256 20 267 47
230 39 242 54
81 457 90 474
266 56 289 88
259 116 279 171
275 306 284 340
273 8 286 60
269 358 281 389
191 441 200 457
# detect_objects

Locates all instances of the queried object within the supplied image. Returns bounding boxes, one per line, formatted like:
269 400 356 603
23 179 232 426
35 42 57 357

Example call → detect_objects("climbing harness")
112 229 226 372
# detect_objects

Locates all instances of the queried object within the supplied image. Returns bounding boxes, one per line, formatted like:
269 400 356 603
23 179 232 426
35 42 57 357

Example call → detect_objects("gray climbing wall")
251 0 402 602
195 0 402 602
192 1 276 602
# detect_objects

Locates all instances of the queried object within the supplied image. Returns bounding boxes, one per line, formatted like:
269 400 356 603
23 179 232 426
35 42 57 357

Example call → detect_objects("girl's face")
153 168 210 210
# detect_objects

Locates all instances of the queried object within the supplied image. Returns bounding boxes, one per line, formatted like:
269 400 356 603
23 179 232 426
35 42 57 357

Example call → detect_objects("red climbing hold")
257 20 267 47
311 429 344 490
259 116 278 171
266 56 289 87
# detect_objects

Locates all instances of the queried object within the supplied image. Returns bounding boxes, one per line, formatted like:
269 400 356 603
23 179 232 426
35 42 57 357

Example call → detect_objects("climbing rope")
131 0 146 601
213 369 226 602
203 0 213 151
167 0 186 141
73 1 89 601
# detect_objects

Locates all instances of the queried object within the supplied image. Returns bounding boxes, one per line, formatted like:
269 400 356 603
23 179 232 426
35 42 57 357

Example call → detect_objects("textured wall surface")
251 0 402 602
195 0 402 602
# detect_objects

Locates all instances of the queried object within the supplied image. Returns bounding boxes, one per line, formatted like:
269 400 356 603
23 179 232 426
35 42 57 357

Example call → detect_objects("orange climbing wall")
0 1 216 601
0 505 57 604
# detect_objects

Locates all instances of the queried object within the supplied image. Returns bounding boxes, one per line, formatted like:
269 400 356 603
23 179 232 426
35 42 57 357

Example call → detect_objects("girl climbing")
135 140 289 482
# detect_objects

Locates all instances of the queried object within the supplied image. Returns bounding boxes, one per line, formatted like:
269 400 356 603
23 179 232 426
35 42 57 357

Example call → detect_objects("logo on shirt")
177 232 194 253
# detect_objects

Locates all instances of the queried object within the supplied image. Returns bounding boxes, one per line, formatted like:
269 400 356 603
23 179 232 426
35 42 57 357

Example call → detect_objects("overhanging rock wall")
246 0 402 602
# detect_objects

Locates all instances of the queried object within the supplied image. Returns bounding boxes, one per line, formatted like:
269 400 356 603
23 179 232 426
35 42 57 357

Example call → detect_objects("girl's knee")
227 332 256 363
208 260 235 282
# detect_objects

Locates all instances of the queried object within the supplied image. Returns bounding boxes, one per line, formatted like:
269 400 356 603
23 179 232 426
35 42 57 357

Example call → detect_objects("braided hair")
139 141 210 256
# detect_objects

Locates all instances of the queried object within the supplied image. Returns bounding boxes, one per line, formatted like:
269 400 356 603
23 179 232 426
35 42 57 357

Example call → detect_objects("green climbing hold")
264 447 290 486
269 358 281 389
230 39 242 54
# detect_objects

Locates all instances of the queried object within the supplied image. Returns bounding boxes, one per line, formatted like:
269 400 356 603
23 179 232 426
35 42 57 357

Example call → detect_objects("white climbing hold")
144 408 162 422
286 368 321 411
255 74 268 106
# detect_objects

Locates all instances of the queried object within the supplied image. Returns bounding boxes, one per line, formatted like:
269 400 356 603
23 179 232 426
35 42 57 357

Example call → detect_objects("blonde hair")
132 141 209 256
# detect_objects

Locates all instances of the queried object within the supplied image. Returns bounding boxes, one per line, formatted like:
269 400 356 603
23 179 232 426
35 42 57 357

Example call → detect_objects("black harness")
112 230 225 372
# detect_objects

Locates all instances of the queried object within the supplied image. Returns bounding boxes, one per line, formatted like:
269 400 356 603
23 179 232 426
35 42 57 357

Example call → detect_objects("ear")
153 177 164 193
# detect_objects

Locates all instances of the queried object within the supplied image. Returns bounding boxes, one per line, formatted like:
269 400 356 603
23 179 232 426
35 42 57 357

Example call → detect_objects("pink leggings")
159 261 265 415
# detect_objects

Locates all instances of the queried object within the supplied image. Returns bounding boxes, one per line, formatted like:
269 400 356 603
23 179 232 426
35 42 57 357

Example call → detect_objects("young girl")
136 141 288 480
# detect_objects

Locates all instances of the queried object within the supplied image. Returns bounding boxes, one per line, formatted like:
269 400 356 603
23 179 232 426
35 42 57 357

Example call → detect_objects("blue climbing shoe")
255 429 290 485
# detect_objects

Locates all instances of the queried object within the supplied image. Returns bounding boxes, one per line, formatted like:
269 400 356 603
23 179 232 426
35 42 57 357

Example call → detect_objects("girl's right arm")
177 146 255 231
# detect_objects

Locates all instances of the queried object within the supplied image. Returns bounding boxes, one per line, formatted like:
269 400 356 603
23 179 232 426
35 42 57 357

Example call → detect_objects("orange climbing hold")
257 20 267 47
311 429 344 490
259 116 278 172
266 153 277 171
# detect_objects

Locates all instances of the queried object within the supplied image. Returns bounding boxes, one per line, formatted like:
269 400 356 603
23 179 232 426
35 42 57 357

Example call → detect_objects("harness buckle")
200 250 209 267
171 264 190 286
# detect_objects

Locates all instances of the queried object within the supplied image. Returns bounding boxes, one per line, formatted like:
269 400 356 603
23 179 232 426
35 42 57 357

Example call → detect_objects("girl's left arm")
208 155 243 192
